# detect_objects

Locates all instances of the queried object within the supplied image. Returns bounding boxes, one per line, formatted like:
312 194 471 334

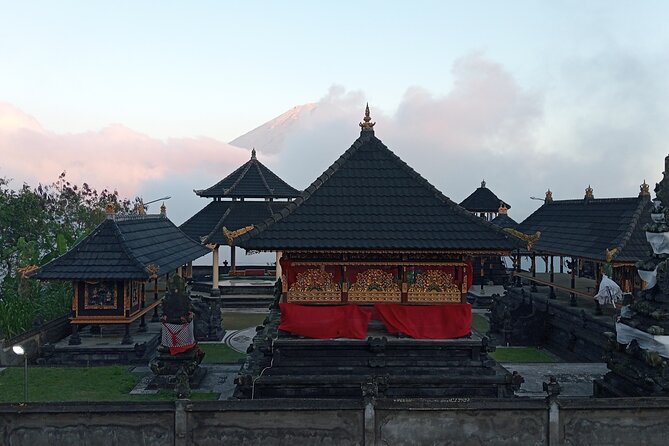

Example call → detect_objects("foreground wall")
2 397 669 445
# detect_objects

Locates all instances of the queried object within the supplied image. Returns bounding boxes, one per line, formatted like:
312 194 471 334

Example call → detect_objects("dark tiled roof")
195 150 299 199
516 197 653 262
180 200 291 245
459 182 510 212
491 213 518 229
239 131 521 252
34 215 210 280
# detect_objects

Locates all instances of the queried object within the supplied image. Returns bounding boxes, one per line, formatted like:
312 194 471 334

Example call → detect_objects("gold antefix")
223 225 254 245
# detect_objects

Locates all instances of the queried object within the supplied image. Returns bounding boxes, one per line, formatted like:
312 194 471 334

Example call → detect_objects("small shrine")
460 180 511 222
180 148 300 294
233 105 524 399
33 205 209 345
596 158 669 396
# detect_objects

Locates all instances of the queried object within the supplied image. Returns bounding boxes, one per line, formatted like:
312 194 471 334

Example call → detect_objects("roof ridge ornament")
640 179 650 198
251 148 256 159
359 103 375 132
545 189 553 203
481 179 486 188
585 185 594 200
498 201 508 214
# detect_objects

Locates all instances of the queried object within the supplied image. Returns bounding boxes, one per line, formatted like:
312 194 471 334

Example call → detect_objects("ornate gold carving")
407 270 462 303
16 265 39 278
640 180 650 198
545 189 553 203
145 264 161 279
287 268 341 303
223 225 254 245
606 247 619 263
585 185 594 200
359 103 375 131
349 269 401 303
504 228 541 251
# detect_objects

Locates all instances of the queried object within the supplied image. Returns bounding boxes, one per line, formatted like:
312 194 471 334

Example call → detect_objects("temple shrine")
460 180 511 222
180 148 300 294
234 105 524 398
33 204 209 346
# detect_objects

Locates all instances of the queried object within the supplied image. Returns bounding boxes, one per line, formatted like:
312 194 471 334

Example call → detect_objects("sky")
2 1 669 263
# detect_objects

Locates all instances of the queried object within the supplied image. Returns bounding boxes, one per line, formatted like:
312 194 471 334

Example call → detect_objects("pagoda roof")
459 181 511 212
195 149 300 199
490 213 518 229
180 200 290 246
34 215 209 280
238 130 521 252
516 196 652 262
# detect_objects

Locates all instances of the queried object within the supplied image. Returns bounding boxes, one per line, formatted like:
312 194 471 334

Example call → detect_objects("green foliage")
199 343 247 364
0 366 219 402
0 173 138 338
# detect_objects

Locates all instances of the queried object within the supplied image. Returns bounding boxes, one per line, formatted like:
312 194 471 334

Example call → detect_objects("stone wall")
3 397 669 445
0 315 70 366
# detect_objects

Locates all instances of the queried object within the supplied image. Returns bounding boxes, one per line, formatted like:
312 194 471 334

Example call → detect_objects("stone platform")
40 320 161 366
235 309 520 399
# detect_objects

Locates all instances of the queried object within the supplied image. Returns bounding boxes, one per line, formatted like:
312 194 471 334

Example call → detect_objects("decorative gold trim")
349 269 401 302
504 229 541 251
83 281 118 309
145 264 160 279
16 265 39 278
291 261 469 267
223 225 254 245
605 248 619 263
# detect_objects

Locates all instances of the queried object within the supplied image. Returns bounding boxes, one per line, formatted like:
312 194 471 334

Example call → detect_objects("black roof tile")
459 180 510 212
490 213 518 229
516 197 652 262
195 150 299 199
35 215 210 280
239 131 521 252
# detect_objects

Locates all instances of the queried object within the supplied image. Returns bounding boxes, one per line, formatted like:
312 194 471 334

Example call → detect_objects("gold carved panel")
287 268 341 303
348 269 401 303
408 270 462 303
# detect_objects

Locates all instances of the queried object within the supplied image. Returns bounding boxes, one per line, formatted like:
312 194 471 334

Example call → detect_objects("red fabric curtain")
375 303 472 339
279 303 371 339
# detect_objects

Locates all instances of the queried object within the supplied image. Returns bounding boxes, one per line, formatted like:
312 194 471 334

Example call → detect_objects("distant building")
460 180 511 221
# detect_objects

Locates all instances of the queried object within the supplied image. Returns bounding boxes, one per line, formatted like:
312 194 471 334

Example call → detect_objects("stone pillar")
211 245 221 296
275 251 283 280
531 254 538 292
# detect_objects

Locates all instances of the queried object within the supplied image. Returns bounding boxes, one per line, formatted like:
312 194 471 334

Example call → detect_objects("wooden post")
531 253 537 292
594 262 603 315
151 277 160 322
211 245 221 296
480 257 485 291
560 256 564 274
275 251 283 280
515 250 522 287
570 257 577 306
549 256 556 299
230 245 237 275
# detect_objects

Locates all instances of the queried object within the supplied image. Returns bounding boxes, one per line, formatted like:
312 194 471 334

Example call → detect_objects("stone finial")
498 201 508 214
105 203 115 219
585 185 594 200
136 200 146 215
160 202 167 217
640 179 651 198
251 148 256 159
359 103 375 132
545 189 553 203
481 179 486 188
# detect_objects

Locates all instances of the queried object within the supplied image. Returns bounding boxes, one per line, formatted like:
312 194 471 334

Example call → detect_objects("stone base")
147 366 208 390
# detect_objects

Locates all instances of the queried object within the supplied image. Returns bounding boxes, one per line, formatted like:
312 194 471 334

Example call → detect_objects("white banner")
616 322 669 358
638 268 657 289
646 231 669 255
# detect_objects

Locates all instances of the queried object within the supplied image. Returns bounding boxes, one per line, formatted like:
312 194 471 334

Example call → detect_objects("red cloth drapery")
279 303 371 339
278 303 472 340
374 303 472 340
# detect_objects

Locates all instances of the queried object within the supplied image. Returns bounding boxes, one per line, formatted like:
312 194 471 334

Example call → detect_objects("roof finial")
105 202 115 219
545 189 553 203
359 103 375 132
639 179 650 198
481 179 486 188
251 148 256 159
498 201 508 214
585 185 594 200
160 202 166 217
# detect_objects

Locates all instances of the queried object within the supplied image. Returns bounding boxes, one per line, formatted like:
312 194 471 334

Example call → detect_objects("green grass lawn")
489 347 559 363
223 311 268 331
0 366 218 403
199 343 247 364
471 314 490 333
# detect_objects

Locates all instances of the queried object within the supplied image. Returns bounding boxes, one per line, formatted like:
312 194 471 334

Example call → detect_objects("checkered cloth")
161 321 195 355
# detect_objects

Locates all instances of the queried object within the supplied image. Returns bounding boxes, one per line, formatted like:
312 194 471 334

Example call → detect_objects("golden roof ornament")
160 202 166 217
223 225 254 245
498 201 508 214
639 179 650 198
504 228 541 251
585 185 594 200
105 202 115 219
545 189 553 203
359 103 375 132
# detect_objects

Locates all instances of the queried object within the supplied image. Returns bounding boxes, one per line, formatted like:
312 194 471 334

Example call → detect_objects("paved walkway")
503 362 609 398
224 328 256 353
